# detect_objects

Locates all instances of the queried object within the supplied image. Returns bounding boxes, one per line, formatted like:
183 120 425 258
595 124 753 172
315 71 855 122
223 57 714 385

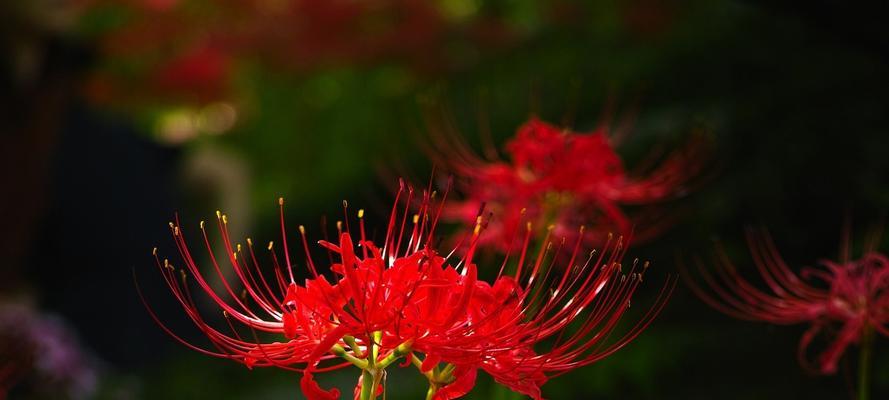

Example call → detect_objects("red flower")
685 229 889 374
429 116 708 253
154 43 232 102
139 182 674 399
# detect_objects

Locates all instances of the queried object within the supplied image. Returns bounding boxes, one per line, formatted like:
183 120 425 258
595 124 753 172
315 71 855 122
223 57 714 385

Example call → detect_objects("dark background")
2 0 888 398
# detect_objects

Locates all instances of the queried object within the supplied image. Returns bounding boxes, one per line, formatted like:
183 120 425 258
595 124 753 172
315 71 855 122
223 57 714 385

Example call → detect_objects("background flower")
0 304 99 400
425 115 708 253
685 228 889 398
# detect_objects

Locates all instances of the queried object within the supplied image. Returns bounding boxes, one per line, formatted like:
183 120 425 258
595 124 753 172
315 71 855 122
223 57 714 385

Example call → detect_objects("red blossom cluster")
686 229 889 374
429 116 708 253
140 182 674 399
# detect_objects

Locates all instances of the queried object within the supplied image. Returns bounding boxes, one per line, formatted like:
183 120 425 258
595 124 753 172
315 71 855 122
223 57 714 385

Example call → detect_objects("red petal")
434 367 477 400
399 352 413 368
309 325 351 361
420 354 441 372
284 283 299 306
301 369 341 400
282 310 298 339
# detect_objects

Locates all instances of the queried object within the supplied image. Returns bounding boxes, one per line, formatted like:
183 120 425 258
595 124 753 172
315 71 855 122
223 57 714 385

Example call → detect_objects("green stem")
376 340 413 369
858 326 874 400
344 335 366 358
356 333 409 400
425 383 438 400
371 331 382 363
439 363 456 380
411 353 435 380
370 369 383 400
331 344 368 369
360 369 375 400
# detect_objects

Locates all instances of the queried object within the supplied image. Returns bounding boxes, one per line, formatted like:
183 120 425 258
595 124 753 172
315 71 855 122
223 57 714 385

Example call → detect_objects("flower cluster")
430 116 707 253
685 229 889 374
140 182 674 399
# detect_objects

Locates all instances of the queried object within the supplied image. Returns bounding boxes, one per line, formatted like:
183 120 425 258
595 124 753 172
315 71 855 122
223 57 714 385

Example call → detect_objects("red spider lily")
139 182 675 400
427 116 707 253
685 228 889 375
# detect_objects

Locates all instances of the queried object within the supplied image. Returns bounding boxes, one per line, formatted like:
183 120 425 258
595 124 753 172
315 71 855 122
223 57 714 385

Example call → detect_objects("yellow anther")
216 210 222 219
232 252 238 260
412 214 419 224
299 225 306 234
279 197 284 206
246 238 253 246
222 214 228 224
152 247 157 256
473 217 483 234
200 220 205 229
358 209 365 218
237 244 242 252
336 221 342 230
268 241 274 250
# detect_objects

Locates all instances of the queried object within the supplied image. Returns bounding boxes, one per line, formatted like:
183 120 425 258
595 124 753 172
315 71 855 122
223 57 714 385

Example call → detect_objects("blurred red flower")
685 229 889 374
140 182 674 399
82 0 516 109
429 116 708 253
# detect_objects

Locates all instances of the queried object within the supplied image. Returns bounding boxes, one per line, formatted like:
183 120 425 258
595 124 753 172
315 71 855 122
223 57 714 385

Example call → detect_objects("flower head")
140 181 674 399
685 228 889 374
428 116 708 253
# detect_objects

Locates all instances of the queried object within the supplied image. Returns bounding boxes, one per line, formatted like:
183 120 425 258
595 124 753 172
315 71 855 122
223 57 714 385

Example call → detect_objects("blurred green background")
2 0 889 399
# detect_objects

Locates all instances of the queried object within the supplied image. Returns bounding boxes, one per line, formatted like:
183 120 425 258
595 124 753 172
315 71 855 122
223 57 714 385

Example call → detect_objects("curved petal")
434 367 477 400
301 368 340 400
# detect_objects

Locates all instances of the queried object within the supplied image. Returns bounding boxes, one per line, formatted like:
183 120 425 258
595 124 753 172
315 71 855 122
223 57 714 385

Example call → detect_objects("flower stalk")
335 333 414 400
858 326 873 400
